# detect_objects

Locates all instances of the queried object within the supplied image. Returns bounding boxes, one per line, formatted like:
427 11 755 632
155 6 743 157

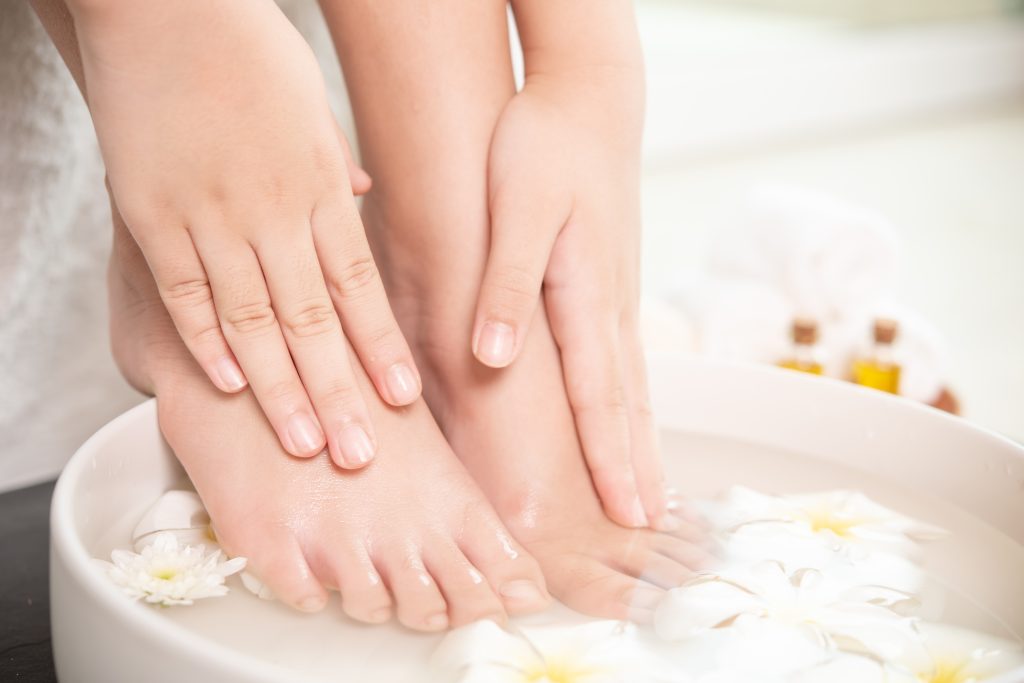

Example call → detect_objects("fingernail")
626 586 665 611
629 495 649 528
298 595 327 612
500 580 547 606
426 613 449 629
338 424 375 466
287 412 324 455
214 356 246 391
475 321 515 367
385 363 419 404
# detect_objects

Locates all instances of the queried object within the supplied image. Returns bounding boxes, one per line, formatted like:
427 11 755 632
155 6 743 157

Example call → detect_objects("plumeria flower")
655 562 925 666
432 617 682 683
884 622 1024 683
713 487 946 558
98 531 246 607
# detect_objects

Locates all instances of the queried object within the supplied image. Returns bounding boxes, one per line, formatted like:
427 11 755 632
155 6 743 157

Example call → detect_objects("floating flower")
432 617 681 683
884 622 1024 683
713 487 946 557
98 531 246 606
655 562 924 666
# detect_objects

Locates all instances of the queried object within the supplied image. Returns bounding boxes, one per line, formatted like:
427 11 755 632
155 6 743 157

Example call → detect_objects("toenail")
499 580 546 606
625 586 664 611
369 607 391 623
298 595 327 612
632 496 650 527
654 513 682 532
425 613 449 629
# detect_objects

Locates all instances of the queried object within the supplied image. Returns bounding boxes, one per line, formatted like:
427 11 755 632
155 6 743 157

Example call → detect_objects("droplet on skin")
498 533 519 560
468 568 485 585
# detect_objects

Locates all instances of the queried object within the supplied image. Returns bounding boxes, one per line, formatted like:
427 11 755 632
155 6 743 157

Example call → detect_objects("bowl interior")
53 357 1024 679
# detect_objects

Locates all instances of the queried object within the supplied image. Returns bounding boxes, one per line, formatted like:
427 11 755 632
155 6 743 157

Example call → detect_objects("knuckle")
222 300 278 335
281 300 338 339
163 278 213 308
263 378 303 405
328 254 380 301
317 377 361 411
488 263 539 310
187 322 226 350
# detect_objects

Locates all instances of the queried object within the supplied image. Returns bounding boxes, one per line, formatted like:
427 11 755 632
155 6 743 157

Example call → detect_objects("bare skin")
324 0 708 621
109 204 550 630
33 0 550 631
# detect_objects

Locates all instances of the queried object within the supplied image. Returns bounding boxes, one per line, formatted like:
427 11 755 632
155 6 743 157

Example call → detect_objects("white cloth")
0 0 353 493
653 184 948 403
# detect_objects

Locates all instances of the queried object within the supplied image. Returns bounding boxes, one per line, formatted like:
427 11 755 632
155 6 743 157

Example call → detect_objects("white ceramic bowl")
50 357 1024 682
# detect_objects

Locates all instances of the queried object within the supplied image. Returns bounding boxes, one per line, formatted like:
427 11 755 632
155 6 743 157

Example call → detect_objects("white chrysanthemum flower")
98 532 246 607
712 487 946 557
655 562 924 665
884 622 1024 683
432 618 682 683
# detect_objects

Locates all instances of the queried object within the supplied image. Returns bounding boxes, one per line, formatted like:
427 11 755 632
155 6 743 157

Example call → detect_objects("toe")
459 518 550 616
614 544 692 589
329 544 393 624
545 552 665 622
424 542 506 627
234 530 327 612
651 534 716 571
379 550 450 632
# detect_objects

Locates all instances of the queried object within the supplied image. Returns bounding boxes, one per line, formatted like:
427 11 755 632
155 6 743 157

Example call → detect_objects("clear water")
91 430 1024 682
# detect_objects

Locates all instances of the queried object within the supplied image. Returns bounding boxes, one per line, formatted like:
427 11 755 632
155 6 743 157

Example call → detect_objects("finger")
332 120 372 196
191 230 326 458
313 197 422 408
255 227 377 469
471 185 565 368
623 324 671 529
137 227 247 394
551 299 646 529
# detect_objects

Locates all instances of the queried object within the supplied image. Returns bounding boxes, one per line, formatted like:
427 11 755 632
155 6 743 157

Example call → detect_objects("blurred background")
632 0 1024 439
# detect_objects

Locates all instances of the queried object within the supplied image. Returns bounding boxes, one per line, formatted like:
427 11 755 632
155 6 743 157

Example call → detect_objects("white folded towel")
652 184 949 404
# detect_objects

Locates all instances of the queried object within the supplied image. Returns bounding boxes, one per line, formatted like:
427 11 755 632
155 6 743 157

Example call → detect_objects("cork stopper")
791 317 818 345
873 318 899 345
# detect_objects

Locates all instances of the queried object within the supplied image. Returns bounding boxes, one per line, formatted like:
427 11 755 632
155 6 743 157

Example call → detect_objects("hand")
72 0 421 468
475 68 673 530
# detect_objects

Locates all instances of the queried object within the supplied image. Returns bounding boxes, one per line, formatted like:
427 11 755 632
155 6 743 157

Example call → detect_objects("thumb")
472 193 563 368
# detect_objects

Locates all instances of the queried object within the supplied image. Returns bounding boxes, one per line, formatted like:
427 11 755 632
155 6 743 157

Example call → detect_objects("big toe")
543 551 666 622
460 516 551 616
228 528 328 613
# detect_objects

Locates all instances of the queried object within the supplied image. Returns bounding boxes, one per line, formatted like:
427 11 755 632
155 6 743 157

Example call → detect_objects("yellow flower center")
523 659 598 683
806 509 862 537
920 660 975 683
152 567 179 581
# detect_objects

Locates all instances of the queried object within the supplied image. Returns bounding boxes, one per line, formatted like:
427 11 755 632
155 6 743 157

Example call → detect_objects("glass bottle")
779 317 823 375
853 318 901 394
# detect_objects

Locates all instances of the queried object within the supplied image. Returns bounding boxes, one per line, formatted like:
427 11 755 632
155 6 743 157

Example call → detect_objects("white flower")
884 622 1024 683
713 487 946 557
655 562 924 665
98 532 246 606
432 617 682 683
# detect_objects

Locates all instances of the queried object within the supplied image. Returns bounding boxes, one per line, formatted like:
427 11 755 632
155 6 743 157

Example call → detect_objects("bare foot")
107 209 550 631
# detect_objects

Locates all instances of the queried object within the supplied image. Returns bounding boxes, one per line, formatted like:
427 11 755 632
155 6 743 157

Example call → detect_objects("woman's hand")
71 0 421 468
475 63 673 530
